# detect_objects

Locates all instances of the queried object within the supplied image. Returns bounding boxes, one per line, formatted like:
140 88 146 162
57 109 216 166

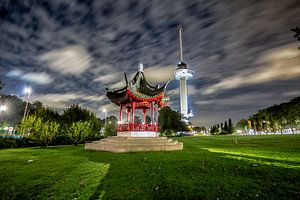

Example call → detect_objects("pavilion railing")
117 123 159 132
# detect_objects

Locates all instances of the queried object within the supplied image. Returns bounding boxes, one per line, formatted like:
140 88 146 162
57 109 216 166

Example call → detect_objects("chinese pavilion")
106 63 169 137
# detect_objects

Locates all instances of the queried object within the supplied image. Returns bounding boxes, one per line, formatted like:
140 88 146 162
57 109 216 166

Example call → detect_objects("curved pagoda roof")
107 66 169 106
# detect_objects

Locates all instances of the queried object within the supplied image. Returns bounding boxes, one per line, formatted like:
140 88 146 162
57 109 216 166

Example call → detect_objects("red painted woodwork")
118 123 159 132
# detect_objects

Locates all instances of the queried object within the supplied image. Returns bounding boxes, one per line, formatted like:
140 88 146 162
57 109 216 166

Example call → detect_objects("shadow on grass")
89 180 106 200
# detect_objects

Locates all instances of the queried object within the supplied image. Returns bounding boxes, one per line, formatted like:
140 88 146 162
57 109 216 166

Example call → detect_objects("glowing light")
24 87 32 94
0 105 7 111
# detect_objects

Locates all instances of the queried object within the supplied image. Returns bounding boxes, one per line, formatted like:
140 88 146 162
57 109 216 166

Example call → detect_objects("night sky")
1 0 300 127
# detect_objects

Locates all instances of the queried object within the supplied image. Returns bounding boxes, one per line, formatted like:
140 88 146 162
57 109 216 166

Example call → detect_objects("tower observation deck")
174 26 194 123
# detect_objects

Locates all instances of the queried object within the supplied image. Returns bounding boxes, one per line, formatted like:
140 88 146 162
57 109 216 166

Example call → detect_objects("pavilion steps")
85 137 183 152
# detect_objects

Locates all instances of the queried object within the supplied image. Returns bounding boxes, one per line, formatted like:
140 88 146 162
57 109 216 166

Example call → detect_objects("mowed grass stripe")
0 146 109 200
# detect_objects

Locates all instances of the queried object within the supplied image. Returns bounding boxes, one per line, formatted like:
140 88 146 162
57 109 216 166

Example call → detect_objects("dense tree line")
210 118 233 135
237 97 300 133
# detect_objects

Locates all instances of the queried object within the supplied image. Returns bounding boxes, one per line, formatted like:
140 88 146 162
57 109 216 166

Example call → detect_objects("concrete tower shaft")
174 25 194 123
179 77 188 117
174 67 194 121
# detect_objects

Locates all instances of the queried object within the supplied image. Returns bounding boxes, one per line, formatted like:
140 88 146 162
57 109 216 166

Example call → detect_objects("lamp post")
100 109 108 136
0 105 7 122
23 86 32 122
103 109 107 128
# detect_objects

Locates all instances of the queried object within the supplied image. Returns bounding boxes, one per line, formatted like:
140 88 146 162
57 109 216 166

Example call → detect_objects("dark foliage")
291 26 300 49
158 106 188 133
0 81 3 91
248 97 300 132
0 137 37 149
61 104 102 138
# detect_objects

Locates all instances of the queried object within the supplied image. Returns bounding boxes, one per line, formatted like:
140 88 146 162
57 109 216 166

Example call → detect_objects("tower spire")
178 25 184 62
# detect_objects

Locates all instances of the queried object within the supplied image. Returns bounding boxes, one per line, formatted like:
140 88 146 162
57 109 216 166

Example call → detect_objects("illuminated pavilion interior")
106 63 169 137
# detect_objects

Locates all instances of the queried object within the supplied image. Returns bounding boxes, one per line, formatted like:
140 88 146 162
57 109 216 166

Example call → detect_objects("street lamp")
0 105 6 111
103 109 107 127
0 105 7 122
23 86 32 122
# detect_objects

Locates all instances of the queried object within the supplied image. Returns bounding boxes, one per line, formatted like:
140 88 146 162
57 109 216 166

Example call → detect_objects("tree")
0 81 3 91
238 96 300 133
18 115 36 135
193 126 206 133
62 104 94 123
104 122 117 137
210 125 219 135
61 104 101 137
67 121 93 145
38 120 60 148
291 26 300 49
158 106 187 134
34 106 60 122
27 101 44 116
0 95 26 126
236 119 248 132
106 115 118 125
223 121 228 132
18 116 59 148
99 115 118 137
228 118 233 134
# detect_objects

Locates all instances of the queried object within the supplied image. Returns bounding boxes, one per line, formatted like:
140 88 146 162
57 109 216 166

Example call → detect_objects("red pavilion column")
120 105 123 122
156 108 159 125
143 109 147 124
153 106 156 131
151 102 154 124
142 108 146 131
132 102 136 124
127 108 130 123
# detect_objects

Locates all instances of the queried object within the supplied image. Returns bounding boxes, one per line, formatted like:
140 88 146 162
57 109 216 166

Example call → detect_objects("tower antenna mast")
178 25 184 62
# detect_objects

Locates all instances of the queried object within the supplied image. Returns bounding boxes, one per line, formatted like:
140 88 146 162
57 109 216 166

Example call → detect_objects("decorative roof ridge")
127 87 164 101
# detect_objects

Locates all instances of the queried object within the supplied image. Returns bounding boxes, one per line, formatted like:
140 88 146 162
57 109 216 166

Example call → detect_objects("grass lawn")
0 135 299 200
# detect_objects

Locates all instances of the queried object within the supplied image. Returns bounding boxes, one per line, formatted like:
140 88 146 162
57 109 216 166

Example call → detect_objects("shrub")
161 129 174 137
0 139 17 149
104 123 117 137
18 116 60 148
67 121 93 145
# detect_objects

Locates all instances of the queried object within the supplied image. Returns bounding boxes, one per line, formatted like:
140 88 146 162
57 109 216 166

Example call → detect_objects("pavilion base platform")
117 131 159 137
85 136 183 153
